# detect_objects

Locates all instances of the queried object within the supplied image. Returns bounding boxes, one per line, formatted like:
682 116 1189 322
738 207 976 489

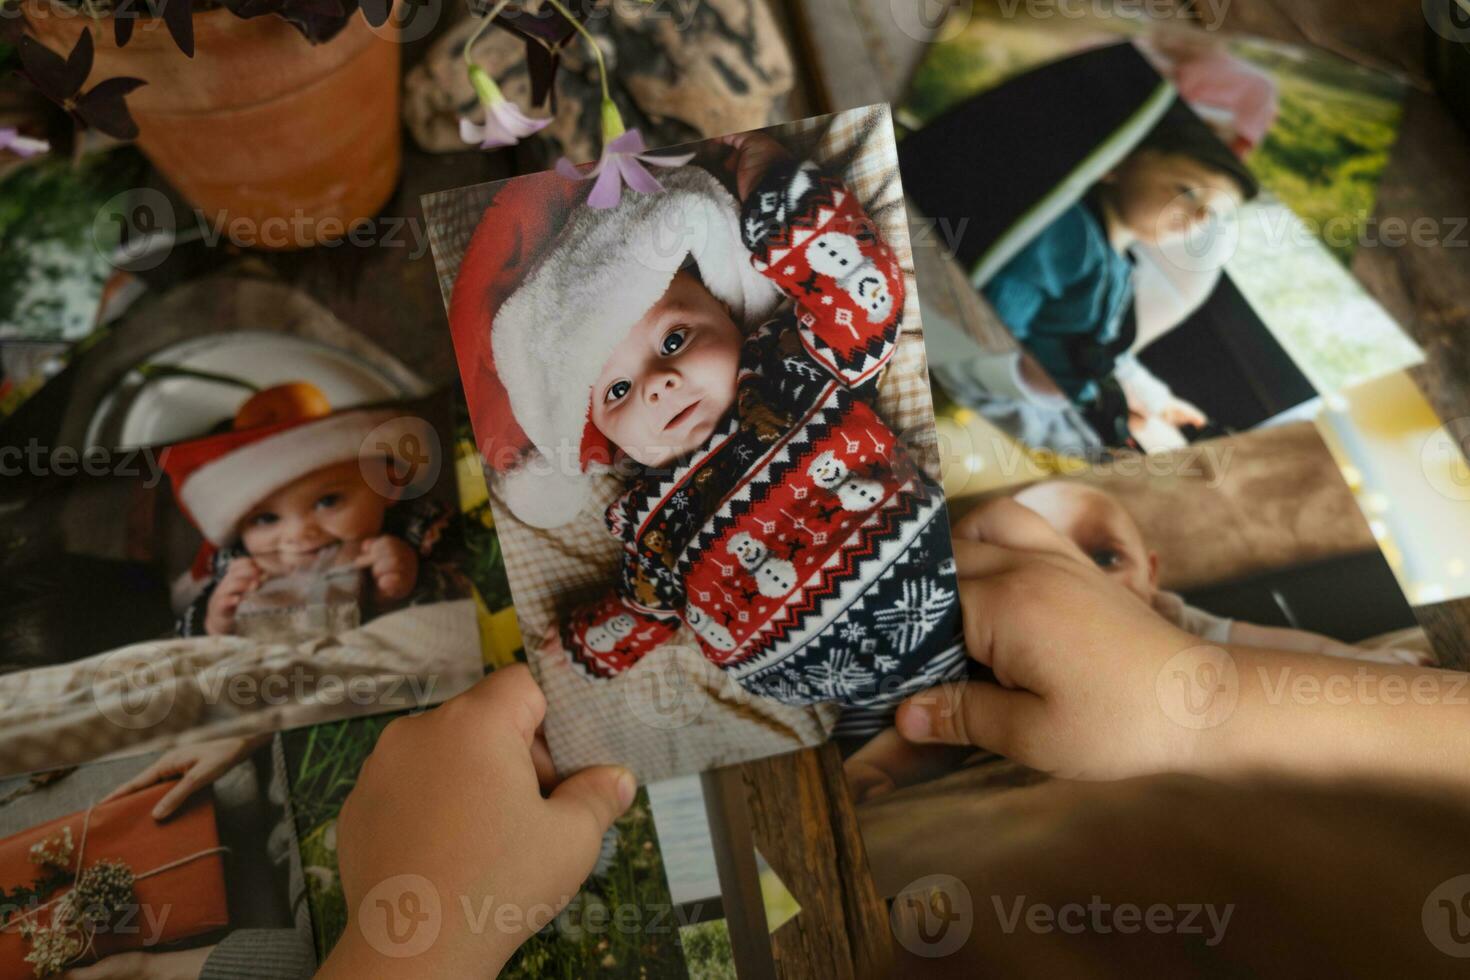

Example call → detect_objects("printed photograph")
897 26 1421 457
426 104 968 783
0 736 314 979
0 295 486 778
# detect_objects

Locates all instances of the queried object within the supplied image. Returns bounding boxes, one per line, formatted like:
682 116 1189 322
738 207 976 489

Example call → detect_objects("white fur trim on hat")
492 449 602 529
489 167 780 528
178 409 419 545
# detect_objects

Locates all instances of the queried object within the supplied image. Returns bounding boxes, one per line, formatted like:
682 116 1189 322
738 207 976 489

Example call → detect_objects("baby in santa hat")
162 405 453 637
451 133 966 734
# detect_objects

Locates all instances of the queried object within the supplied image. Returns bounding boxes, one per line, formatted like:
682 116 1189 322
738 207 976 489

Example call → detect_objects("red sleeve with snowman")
740 160 906 388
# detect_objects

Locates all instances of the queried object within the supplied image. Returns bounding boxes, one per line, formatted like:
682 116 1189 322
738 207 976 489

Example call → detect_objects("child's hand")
317 665 635 979
716 131 790 200
897 498 1213 780
899 499 1470 786
355 535 419 602
204 557 262 635
1157 394 1208 429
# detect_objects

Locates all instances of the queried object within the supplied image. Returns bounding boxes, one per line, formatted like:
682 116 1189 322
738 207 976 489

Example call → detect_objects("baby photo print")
0 381 484 779
426 105 967 783
897 26 1420 459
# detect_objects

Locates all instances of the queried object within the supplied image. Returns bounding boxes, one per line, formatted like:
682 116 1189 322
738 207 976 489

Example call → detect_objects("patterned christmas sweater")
562 161 966 711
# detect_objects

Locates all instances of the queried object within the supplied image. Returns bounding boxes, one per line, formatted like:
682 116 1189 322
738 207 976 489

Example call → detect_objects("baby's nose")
647 373 679 401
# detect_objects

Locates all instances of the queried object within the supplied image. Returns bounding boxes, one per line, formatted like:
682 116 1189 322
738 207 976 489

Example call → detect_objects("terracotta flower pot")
23 1 402 249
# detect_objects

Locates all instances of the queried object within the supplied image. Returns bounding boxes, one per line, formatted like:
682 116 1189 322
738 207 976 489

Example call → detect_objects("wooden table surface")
81 2 1470 976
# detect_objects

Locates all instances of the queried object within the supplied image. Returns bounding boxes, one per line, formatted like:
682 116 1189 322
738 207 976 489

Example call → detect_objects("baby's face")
237 460 391 574
1105 150 1243 247
1013 482 1157 603
590 271 743 468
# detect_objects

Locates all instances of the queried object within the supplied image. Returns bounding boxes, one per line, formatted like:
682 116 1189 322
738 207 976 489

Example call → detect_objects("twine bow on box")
0 800 229 978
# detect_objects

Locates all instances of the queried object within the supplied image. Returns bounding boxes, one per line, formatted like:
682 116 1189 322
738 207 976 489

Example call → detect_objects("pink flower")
460 65 550 151
459 101 551 150
555 128 694 209
0 127 50 158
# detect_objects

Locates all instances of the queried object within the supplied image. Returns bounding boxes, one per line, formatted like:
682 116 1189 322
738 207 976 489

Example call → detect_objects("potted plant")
2 0 725 250
5 0 404 248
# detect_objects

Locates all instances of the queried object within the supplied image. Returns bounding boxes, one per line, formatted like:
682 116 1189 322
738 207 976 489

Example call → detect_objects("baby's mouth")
664 400 701 432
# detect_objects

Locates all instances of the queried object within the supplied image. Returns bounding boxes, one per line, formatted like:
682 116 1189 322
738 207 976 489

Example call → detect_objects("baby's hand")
717 131 790 200
204 557 262 635
355 535 419 602
1158 394 1208 429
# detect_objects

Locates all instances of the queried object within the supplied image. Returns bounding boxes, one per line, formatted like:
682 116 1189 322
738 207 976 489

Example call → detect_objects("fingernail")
615 768 637 810
898 704 932 741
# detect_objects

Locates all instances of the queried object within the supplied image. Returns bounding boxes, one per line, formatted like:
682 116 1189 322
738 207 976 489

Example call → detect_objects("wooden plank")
782 0 891 112
738 745 892 980
702 766 779 980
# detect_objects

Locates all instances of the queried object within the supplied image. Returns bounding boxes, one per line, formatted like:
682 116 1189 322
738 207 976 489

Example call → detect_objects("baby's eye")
605 380 632 404
316 493 343 509
661 327 689 356
1090 549 1121 570
249 512 278 528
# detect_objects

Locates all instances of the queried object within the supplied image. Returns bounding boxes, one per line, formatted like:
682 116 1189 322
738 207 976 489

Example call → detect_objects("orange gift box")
0 781 229 977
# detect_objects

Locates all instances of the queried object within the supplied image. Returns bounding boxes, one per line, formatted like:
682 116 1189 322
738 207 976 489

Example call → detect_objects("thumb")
548 765 637 845
895 680 1044 758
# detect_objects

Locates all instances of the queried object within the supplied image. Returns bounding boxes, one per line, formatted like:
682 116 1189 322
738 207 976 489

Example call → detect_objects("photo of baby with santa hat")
161 394 459 638
449 126 968 738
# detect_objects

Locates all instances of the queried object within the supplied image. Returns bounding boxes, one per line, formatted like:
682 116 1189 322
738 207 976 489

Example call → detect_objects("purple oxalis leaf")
162 0 196 57
74 76 146 139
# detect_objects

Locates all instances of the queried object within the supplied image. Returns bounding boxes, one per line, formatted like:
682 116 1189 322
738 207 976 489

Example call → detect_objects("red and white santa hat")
448 164 781 529
160 407 422 546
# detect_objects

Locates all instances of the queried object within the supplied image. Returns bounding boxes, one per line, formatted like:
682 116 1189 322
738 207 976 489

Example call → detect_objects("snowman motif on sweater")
561 161 963 711
807 451 885 512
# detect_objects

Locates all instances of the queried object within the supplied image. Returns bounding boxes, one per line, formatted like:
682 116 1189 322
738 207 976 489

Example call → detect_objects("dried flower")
27 827 74 871
71 860 135 927
21 920 81 979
